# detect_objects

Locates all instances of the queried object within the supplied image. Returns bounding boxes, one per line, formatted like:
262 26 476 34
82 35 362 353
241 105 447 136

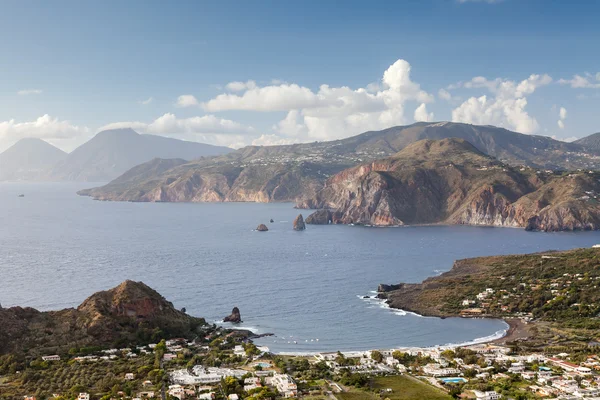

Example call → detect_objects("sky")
1 0 599 152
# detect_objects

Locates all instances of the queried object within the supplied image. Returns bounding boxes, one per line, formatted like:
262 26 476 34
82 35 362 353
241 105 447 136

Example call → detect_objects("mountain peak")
95 128 140 138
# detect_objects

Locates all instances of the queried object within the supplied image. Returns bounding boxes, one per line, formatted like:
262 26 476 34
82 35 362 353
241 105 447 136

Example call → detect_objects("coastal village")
7 326 600 400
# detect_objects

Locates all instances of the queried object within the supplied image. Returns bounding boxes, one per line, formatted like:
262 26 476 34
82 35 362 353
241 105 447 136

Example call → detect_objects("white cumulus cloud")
559 73 600 89
450 74 552 134
176 94 200 108
225 80 257 92
0 114 90 152
558 106 567 129
199 59 433 142
99 113 256 148
414 103 434 122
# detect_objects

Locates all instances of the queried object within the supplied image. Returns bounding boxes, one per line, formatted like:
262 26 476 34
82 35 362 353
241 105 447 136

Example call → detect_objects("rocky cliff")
78 122 600 203
299 138 600 232
0 281 205 356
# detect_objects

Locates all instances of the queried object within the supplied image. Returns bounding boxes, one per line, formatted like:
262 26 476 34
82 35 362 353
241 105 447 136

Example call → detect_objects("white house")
472 390 501 400
77 394 90 400
42 355 61 362
268 373 297 398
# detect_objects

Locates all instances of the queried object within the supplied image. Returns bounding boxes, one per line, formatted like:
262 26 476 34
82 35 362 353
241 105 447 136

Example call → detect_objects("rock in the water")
256 224 269 231
378 283 403 292
306 210 333 225
293 214 306 231
270 219 274 223
223 307 242 323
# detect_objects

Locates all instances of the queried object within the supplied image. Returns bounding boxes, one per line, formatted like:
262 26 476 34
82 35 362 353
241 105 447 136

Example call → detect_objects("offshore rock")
223 307 242 323
306 210 333 225
256 224 269 231
293 214 306 230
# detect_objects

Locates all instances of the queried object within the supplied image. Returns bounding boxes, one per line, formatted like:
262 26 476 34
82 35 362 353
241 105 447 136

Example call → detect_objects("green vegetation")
337 375 452 400
385 248 600 336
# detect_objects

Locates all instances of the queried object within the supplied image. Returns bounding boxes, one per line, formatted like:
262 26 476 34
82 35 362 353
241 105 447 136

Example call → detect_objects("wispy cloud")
17 89 42 95
139 97 153 105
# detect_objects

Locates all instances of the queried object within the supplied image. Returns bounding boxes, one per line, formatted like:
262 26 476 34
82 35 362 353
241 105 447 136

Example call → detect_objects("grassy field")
337 375 452 400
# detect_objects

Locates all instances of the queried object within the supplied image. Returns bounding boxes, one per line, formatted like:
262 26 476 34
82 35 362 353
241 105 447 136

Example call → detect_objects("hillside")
0 138 66 181
47 128 232 182
377 247 600 331
79 122 600 203
0 280 205 356
300 138 600 231
575 132 600 152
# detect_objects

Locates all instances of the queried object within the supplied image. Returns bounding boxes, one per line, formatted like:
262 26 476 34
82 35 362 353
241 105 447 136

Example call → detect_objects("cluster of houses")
25 332 600 400
169 368 297 399
458 268 600 319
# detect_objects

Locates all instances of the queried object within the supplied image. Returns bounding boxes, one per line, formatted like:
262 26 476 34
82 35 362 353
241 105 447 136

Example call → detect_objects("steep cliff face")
0 281 205 356
79 121 600 204
79 160 333 203
301 139 600 231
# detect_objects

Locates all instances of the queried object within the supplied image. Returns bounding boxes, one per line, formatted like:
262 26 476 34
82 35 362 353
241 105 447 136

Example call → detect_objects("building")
168 385 185 400
77 394 90 400
422 364 461 377
41 355 61 362
234 345 246 357
268 374 297 398
472 390 501 400
460 308 484 317
125 373 135 380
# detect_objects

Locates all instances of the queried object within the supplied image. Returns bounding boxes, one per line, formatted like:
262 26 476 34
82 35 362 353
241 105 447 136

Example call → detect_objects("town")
6 325 600 400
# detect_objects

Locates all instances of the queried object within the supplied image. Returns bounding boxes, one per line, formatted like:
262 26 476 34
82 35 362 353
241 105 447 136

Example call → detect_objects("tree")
370 350 383 363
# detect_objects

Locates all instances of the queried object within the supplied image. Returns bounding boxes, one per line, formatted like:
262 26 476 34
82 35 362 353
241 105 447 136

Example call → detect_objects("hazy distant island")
0 128 231 182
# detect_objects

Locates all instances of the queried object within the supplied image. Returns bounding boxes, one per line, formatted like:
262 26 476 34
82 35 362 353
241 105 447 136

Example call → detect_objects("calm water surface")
2 183 600 353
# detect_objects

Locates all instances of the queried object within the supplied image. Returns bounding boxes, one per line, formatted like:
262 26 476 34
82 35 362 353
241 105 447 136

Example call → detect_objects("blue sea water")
2 182 600 353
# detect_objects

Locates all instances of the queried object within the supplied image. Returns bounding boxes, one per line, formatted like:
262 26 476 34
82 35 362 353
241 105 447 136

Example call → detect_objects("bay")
2 183 600 353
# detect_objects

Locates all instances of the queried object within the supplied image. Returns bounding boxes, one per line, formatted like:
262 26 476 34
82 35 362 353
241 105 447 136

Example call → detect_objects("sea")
2 182 600 354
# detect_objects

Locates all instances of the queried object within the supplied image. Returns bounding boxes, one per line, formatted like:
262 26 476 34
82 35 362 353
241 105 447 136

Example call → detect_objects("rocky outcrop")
377 283 403 293
293 214 306 230
0 281 205 356
256 224 269 231
300 139 600 232
306 210 332 224
223 307 242 323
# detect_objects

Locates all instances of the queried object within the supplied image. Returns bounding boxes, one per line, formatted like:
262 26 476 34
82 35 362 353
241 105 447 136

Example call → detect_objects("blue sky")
1 0 599 151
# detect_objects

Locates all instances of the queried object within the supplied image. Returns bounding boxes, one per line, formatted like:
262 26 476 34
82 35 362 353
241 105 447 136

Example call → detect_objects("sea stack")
256 224 269 231
293 214 306 231
223 307 242 323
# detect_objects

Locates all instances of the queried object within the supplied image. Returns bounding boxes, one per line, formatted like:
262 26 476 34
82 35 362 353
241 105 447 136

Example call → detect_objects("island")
300 138 600 231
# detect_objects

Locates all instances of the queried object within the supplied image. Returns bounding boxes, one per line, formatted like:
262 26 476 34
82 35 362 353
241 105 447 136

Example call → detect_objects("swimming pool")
253 362 272 368
440 377 467 383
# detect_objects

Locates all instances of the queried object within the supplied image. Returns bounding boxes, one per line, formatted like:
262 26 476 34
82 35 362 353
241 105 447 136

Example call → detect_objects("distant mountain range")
0 128 232 182
80 122 600 203
0 138 66 181
300 138 600 231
